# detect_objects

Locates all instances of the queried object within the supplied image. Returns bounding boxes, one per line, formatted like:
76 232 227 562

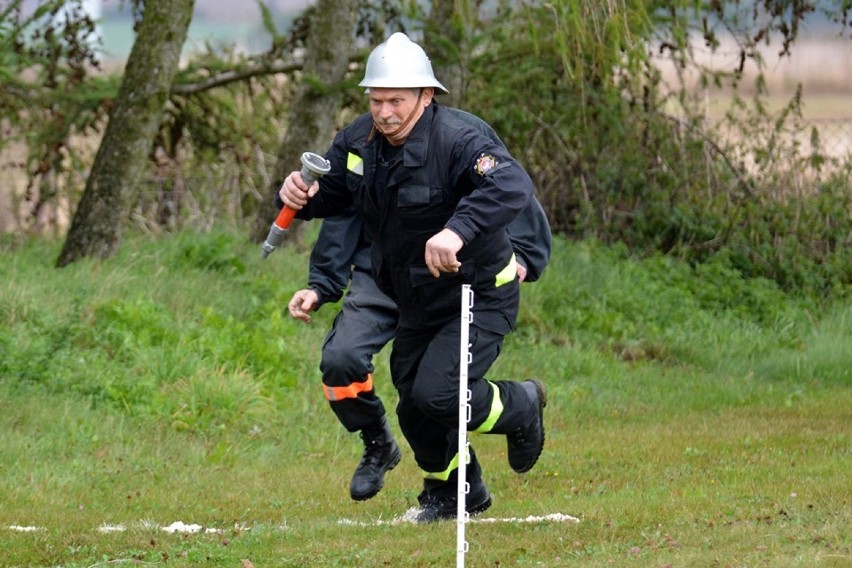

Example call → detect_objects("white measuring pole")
457 284 474 568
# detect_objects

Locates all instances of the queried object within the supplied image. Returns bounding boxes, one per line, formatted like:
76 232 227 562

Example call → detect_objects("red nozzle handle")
274 153 330 230
273 205 297 230
262 152 331 259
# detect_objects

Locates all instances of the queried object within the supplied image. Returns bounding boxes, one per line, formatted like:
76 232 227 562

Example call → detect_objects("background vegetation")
2 0 850 295
1 0 850 565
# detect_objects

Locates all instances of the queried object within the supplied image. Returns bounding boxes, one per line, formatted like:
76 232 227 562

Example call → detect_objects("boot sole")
350 445 402 501
513 379 547 474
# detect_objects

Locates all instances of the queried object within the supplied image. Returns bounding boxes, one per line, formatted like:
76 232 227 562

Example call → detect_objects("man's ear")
422 87 435 106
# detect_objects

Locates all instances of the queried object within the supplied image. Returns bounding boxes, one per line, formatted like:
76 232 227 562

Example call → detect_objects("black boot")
507 379 547 473
414 479 492 524
414 462 492 524
350 417 402 501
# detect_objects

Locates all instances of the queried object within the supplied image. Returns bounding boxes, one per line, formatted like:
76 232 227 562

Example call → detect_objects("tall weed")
0 229 324 426
515 238 841 383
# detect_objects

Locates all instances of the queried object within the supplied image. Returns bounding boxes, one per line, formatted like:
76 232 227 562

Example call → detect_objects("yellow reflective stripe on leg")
422 448 470 481
473 381 503 433
423 453 458 481
347 152 364 175
495 253 517 287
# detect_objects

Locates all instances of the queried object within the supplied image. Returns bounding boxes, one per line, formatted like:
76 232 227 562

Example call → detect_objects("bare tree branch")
170 59 304 95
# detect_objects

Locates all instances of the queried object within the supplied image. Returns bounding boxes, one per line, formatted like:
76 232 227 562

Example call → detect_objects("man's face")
368 87 434 144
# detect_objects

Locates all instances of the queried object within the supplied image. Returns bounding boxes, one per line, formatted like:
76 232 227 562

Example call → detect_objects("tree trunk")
56 0 195 267
250 0 358 245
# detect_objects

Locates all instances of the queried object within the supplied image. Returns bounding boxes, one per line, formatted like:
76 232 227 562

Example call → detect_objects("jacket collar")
356 104 439 190
400 103 437 168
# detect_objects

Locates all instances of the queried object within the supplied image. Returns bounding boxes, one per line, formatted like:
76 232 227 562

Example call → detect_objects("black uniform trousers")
320 268 399 432
390 314 533 489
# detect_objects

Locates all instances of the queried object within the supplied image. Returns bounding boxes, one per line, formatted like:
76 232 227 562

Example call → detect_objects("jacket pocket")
397 185 433 207
405 264 475 320
397 185 452 232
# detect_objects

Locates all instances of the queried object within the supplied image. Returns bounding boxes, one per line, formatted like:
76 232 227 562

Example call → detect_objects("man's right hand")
278 170 320 210
288 289 320 323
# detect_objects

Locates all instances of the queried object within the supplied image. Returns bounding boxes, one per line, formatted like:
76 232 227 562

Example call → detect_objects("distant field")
700 93 852 119
653 34 852 161
96 13 298 63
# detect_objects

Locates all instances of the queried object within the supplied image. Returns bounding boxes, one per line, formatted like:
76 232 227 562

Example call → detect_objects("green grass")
0 229 849 567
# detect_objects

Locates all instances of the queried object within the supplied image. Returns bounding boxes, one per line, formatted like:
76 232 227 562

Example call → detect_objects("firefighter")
286 110 551 502
277 32 547 522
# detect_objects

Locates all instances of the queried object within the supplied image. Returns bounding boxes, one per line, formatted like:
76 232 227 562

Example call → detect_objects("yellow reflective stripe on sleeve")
495 253 517 287
473 381 504 433
347 152 364 175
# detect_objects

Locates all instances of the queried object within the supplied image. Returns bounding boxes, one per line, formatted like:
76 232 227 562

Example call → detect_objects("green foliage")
1 0 109 228
513 237 844 382
0 229 841 432
417 0 852 296
158 366 275 435
0 229 322 428
4 0 850 295
175 231 248 273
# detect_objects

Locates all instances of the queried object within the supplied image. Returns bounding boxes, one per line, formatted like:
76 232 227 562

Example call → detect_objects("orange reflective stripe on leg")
323 373 374 401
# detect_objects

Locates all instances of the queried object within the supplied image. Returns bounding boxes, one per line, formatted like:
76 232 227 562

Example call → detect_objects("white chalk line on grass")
7 512 578 534
7 521 250 535
339 510 581 526
8 525 43 532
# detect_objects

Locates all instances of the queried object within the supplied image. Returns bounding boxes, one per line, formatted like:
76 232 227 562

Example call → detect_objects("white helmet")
359 32 449 94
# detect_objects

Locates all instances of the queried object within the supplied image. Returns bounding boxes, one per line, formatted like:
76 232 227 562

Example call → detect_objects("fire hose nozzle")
261 151 331 259
298 151 333 185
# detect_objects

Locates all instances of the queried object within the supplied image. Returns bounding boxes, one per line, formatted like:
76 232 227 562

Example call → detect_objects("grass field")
1 230 849 567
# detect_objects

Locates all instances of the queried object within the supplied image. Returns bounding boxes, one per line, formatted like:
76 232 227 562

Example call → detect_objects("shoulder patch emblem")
474 153 498 176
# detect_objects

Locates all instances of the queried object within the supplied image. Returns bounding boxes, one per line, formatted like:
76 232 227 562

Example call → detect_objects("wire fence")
709 117 852 161
806 118 852 160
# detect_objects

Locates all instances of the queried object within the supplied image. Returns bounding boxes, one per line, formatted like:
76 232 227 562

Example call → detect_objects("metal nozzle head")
300 152 331 184
260 242 275 259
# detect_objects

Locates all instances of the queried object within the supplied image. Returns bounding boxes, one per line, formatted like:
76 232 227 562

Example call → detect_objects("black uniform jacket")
305 195 551 310
294 103 536 333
